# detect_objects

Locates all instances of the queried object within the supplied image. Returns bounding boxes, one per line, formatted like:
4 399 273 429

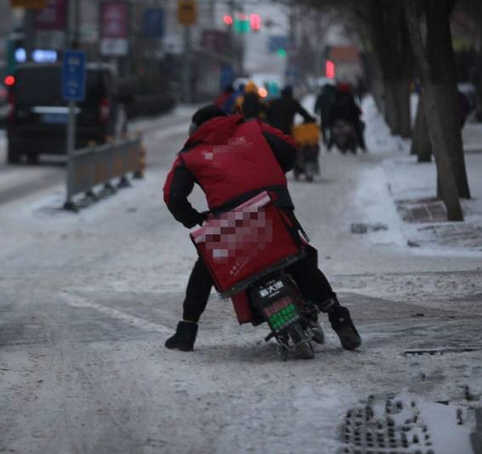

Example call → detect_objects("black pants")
354 119 366 150
182 244 336 323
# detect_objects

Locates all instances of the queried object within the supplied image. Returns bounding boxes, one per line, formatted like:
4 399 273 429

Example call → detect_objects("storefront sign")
100 1 129 56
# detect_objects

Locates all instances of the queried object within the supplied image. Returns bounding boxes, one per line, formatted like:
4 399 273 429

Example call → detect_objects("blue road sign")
62 50 86 102
142 9 165 38
268 35 289 53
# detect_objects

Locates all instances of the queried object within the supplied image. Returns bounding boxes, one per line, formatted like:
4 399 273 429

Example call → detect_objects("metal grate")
338 394 474 454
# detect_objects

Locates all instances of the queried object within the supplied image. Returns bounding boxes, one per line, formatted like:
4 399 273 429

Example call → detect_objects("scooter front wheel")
278 344 289 361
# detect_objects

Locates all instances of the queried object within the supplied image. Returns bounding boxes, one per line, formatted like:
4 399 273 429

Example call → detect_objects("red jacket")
164 115 297 228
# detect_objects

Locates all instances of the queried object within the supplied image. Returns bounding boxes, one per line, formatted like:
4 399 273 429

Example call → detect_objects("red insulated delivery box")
190 191 301 296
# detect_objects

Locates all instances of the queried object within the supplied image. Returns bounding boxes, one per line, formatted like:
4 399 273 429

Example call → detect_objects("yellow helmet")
244 80 258 93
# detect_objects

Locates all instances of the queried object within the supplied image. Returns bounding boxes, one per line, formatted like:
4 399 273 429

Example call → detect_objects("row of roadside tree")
291 0 480 221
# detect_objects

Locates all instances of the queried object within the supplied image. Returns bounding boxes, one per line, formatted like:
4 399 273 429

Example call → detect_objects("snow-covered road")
0 102 481 453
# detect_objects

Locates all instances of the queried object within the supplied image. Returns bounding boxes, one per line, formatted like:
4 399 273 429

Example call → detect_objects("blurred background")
0 1 481 123
0 1 481 158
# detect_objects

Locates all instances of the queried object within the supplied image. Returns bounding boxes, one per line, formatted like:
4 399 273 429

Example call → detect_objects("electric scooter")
190 191 323 360
292 121 321 183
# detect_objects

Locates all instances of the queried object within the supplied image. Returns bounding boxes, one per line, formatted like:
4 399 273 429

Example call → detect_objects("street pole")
228 0 240 74
23 9 36 62
65 0 77 210
183 24 192 103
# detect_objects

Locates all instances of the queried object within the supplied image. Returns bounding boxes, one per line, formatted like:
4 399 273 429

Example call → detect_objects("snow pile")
362 95 410 154
360 95 482 257
351 165 406 248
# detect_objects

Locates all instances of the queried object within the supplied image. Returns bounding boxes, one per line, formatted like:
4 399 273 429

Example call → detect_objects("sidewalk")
360 96 482 256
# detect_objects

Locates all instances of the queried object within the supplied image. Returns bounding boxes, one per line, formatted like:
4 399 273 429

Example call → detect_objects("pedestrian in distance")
223 82 245 114
214 84 234 112
314 83 337 146
328 83 367 152
162 104 362 353
232 80 268 120
266 85 316 136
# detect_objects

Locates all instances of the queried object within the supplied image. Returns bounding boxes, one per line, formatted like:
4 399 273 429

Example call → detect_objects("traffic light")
250 14 261 32
326 60 335 79
223 13 261 33
234 14 249 34
277 48 287 58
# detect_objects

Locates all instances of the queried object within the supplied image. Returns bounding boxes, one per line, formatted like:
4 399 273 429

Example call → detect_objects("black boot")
165 321 198 351
301 302 324 344
328 305 361 351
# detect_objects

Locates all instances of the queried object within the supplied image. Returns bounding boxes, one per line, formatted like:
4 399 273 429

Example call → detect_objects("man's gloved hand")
198 211 211 226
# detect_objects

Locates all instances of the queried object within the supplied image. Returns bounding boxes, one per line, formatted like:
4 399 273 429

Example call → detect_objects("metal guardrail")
64 136 145 211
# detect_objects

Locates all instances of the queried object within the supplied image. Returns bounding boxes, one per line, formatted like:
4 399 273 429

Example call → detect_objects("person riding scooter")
328 83 366 152
314 82 337 146
162 104 361 353
266 85 316 135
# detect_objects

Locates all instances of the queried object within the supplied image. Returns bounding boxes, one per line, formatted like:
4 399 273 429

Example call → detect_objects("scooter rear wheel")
289 323 314 359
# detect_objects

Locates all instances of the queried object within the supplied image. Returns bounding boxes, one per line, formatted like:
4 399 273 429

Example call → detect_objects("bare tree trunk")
425 0 470 199
394 79 411 138
404 0 463 221
363 51 385 113
384 78 411 137
383 79 398 131
411 95 432 161
369 1 412 137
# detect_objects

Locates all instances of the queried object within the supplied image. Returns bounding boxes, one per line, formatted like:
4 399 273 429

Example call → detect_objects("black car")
6 62 127 164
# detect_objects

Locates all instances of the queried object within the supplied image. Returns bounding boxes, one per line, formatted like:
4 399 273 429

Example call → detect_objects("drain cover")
338 393 475 453
403 347 481 356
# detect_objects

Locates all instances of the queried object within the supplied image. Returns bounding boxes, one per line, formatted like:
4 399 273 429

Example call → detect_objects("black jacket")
267 96 315 135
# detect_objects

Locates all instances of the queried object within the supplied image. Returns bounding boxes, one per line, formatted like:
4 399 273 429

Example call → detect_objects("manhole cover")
396 198 447 223
338 393 476 454
403 347 481 356
416 224 482 249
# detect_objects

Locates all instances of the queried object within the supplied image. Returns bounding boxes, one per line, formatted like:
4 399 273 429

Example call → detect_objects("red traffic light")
223 14 233 25
326 60 335 79
250 13 261 31
4 75 15 86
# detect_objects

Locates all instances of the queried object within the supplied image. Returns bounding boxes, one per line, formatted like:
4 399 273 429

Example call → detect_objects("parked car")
5 62 127 164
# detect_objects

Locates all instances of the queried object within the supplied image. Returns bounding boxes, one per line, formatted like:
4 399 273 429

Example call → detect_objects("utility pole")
23 9 36 61
227 0 244 75
208 0 216 25
286 4 297 86
74 0 80 49
64 0 78 210
178 0 197 103
314 10 323 79
183 25 192 103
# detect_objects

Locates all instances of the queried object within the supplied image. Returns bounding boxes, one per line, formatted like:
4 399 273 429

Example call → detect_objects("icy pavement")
0 101 481 453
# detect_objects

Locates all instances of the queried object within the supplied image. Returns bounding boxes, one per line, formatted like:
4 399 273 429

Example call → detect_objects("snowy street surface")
1 98 481 453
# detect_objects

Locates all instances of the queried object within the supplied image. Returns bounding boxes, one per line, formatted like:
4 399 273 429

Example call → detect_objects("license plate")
264 296 298 331
42 113 68 124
